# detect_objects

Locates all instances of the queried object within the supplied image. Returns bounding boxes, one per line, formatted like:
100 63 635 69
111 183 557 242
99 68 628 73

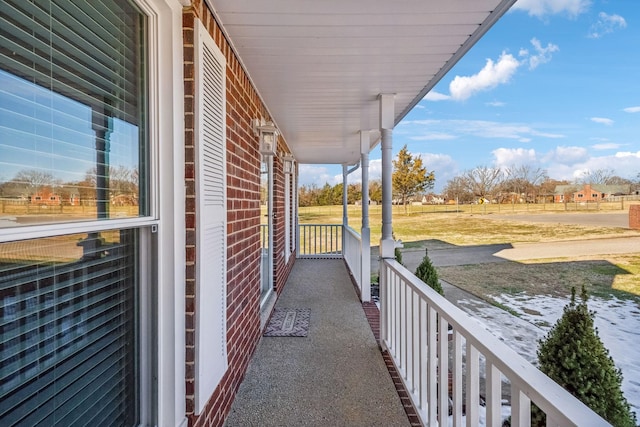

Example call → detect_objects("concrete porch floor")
224 259 410 427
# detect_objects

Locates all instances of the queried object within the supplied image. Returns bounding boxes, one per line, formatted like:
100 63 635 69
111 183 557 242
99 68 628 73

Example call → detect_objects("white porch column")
342 164 349 228
379 93 395 259
360 131 371 302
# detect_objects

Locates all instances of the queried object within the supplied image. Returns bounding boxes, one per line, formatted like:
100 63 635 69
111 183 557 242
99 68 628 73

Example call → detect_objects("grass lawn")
299 204 640 299
300 204 638 246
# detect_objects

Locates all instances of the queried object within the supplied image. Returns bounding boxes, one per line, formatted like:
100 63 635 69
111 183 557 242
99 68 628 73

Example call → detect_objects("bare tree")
442 176 474 204
463 166 503 201
579 168 614 185
604 175 632 186
13 169 57 189
503 164 548 203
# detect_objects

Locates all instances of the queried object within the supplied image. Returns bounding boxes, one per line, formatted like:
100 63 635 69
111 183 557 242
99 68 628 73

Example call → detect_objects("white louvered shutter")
194 21 227 414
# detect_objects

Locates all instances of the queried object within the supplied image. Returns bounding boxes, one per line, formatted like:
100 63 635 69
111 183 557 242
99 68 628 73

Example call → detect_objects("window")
0 1 151 425
0 0 149 228
0 230 140 425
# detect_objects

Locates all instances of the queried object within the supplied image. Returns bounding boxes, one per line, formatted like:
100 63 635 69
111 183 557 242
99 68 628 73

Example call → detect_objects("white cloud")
298 164 341 187
402 119 564 141
415 153 459 192
446 39 557 101
449 52 520 101
534 146 640 182
623 106 640 113
526 38 559 70
590 117 614 125
511 0 591 18
544 146 589 165
592 142 622 150
588 12 627 38
493 148 538 168
423 91 450 101
410 133 457 141
486 101 506 107
615 151 640 159
347 159 382 185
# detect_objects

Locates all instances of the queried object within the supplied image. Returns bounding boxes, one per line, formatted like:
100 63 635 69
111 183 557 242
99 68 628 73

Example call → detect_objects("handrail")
343 225 362 288
297 224 342 258
380 259 610 427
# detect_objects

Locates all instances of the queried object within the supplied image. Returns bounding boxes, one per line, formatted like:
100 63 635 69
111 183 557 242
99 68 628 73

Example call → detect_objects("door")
260 155 273 303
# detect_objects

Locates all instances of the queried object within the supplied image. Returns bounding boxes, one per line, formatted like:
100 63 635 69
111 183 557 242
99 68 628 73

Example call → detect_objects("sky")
298 0 640 193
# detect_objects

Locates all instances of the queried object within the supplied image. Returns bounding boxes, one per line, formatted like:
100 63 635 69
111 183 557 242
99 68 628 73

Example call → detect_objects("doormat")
263 308 310 337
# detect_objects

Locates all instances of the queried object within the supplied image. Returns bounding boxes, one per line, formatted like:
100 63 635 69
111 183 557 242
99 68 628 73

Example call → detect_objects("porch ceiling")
208 0 516 165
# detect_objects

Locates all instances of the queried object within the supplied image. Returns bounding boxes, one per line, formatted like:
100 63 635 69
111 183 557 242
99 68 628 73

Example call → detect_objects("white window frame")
132 0 187 425
0 1 186 425
0 1 177 426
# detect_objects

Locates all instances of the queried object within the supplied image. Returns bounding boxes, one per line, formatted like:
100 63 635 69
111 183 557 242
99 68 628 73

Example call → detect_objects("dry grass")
299 204 640 300
300 205 638 246
437 255 640 301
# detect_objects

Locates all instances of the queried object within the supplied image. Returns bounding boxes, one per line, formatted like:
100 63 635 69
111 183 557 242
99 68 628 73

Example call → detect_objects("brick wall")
630 205 640 230
183 3 294 425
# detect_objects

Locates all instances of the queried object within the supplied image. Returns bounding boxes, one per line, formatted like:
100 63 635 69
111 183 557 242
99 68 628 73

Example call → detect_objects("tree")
14 169 57 189
579 168 614 185
535 287 636 426
503 164 548 203
605 175 633 186
298 183 319 207
369 180 382 204
539 178 569 203
392 145 435 213
414 252 443 295
442 176 474 204
463 166 503 201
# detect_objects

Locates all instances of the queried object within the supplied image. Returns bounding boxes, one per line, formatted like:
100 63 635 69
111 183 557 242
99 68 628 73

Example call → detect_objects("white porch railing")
297 224 342 258
380 259 611 427
343 226 362 287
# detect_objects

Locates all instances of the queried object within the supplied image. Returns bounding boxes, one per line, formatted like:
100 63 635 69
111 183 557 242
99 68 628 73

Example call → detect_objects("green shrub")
534 286 637 426
415 252 443 296
394 247 403 265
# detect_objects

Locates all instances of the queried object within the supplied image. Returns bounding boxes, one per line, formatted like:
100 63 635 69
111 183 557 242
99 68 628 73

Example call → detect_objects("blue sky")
299 0 640 193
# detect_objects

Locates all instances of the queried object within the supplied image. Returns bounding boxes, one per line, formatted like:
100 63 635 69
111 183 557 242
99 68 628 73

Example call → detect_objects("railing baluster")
438 316 449 427
419 298 428 418
486 362 502 427
511 385 531 427
378 258 611 427
466 342 479 427
400 276 406 372
427 304 437 426
452 330 463 427
411 289 419 395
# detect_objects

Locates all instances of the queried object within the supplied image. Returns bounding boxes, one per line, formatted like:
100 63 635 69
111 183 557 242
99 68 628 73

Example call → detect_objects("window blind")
0 0 148 226
0 230 138 426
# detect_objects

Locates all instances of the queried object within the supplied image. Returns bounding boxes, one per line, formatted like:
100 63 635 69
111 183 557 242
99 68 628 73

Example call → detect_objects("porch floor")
224 259 410 426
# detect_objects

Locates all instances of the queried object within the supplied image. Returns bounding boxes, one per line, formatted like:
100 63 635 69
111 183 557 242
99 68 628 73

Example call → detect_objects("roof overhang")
207 0 517 164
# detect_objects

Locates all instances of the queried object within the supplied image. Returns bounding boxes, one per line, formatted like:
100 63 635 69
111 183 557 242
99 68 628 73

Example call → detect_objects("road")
398 235 640 270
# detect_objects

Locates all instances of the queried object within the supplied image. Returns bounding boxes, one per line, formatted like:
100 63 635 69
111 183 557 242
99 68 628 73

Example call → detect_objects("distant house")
422 195 445 204
554 184 631 203
30 192 60 206
30 190 80 206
